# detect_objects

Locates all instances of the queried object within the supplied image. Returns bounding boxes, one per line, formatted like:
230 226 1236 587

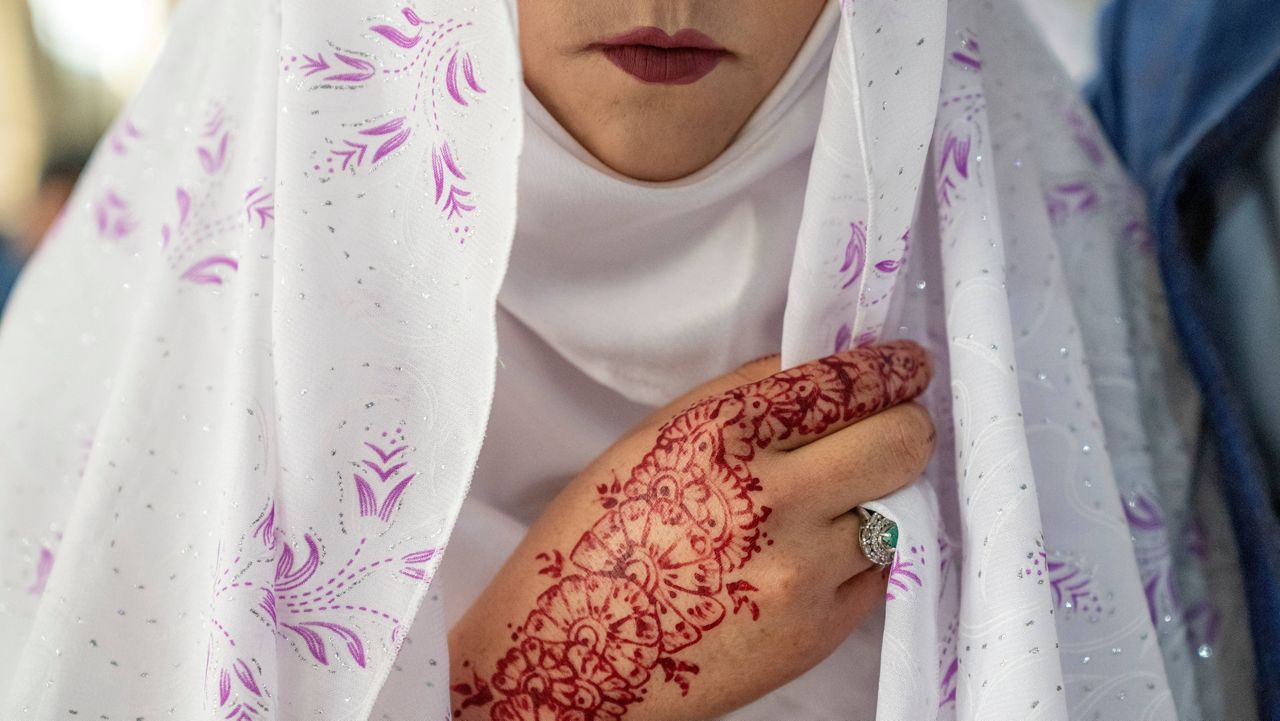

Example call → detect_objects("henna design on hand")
452 343 929 721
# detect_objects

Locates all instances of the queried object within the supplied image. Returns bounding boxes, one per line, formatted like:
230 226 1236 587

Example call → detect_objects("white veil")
0 0 1229 719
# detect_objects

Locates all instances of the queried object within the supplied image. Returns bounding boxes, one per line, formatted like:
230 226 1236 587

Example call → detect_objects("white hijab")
0 0 1237 719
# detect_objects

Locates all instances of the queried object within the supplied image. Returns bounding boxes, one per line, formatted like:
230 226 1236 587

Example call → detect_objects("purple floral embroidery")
212 657 265 721
266 428 436 667
93 190 137 241
1184 600 1220 651
295 10 488 229
433 142 474 219
939 656 958 708
164 187 191 246
832 323 878 355
834 323 853 354
1124 218 1156 254
27 546 55 596
354 430 416 522
1046 555 1109 617
1021 547 1047 581
370 7 428 48
1123 494 1164 531
938 617 959 708
400 548 437 581
446 51 486 106
870 227 910 280
1045 181 1100 225
886 544 925 601
109 118 143 156
181 256 240 285
365 117 412 165
1183 518 1209 562
281 621 368 668
936 31 987 221
327 115 414 170
207 424 442 710
1138 572 1175 624
198 105 231 174
1047 558 1091 609
243 185 275 229
154 113 271 286
372 25 421 50
939 133 971 178
936 534 953 593
839 221 867 290
330 54 377 82
936 129 976 211
1065 109 1107 169
297 51 375 82
1123 493 1180 625
151 104 271 286
950 32 982 71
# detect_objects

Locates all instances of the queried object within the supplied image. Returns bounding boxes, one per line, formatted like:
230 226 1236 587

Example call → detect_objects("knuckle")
768 561 808 601
887 403 936 473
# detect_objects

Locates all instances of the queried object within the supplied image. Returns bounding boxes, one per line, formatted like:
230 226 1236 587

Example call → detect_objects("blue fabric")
1091 0 1280 713
0 242 20 312
1206 163 1280 487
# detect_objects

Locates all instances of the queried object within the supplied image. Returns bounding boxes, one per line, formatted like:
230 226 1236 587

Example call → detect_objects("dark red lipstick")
593 27 728 85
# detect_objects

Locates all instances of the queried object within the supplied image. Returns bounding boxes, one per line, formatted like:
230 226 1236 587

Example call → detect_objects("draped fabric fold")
0 0 1235 719
1 0 522 717
1093 0 1280 713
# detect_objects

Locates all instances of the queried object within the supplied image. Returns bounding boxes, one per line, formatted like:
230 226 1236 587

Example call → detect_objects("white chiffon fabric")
0 0 1235 719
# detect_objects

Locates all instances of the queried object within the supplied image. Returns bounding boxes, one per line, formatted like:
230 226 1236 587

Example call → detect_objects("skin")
450 343 936 721
519 0 830 181
448 7 937 719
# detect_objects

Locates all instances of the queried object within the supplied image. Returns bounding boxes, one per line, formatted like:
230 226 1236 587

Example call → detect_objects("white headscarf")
501 5 835 405
0 0 1236 719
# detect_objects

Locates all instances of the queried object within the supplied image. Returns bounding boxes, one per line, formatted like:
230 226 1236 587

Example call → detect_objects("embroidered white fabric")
0 0 1237 719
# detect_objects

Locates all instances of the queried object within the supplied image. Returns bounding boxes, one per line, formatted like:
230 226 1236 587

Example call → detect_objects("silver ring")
856 508 898 567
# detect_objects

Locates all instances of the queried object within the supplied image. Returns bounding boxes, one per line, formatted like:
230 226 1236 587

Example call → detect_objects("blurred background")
0 0 174 303
0 0 1103 307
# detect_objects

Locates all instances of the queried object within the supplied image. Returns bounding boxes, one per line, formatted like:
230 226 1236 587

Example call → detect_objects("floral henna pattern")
453 343 930 720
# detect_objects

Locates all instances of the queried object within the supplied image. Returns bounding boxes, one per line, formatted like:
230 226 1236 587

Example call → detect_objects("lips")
593 27 728 85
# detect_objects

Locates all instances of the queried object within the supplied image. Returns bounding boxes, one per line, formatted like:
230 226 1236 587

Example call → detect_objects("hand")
449 341 935 721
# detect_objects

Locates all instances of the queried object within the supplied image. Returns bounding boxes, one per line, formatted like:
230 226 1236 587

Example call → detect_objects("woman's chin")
594 148 719 183
581 124 736 182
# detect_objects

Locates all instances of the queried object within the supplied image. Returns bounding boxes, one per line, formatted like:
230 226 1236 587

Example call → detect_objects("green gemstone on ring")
857 508 898 566
880 524 899 549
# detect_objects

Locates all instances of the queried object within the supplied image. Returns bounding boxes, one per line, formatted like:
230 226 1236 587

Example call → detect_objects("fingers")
823 511 877 581
777 402 936 518
834 564 889 621
637 354 783 430
727 341 932 453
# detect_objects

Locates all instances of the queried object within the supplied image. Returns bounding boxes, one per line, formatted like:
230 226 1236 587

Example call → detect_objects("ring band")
856 508 898 567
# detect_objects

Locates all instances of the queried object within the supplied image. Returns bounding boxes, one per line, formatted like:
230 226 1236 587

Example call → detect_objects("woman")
0 0 1244 719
